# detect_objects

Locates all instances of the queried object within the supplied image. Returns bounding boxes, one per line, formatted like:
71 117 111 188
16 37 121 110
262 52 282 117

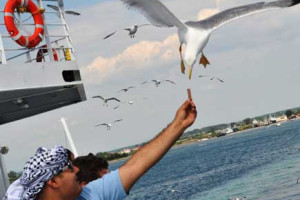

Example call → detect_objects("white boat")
0 0 86 125
225 127 233 134
0 0 86 196
276 123 281 127
269 116 277 123
228 196 247 200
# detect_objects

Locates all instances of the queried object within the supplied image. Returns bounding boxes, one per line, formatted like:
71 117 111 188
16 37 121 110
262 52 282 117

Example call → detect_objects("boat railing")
0 0 76 64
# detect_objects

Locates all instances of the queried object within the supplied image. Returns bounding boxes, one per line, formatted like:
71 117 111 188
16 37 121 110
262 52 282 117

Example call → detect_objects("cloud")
81 5 221 84
82 34 179 83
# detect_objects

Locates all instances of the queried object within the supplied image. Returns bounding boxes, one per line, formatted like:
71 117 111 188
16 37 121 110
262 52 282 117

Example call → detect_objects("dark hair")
66 149 73 160
74 153 108 183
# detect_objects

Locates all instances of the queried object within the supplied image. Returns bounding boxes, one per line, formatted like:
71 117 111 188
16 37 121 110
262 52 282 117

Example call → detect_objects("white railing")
0 0 76 64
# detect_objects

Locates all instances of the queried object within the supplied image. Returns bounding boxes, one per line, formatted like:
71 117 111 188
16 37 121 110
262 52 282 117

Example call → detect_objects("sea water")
110 120 300 200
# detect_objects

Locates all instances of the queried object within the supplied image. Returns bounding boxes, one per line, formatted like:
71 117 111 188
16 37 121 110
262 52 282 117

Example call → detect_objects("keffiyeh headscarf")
3 146 69 200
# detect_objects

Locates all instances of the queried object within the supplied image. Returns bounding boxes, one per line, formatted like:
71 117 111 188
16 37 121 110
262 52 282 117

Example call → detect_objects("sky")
0 0 300 171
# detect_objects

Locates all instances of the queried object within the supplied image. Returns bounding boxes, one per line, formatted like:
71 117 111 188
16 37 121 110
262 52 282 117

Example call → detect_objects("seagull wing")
103 31 118 39
137 23 151 27
113 105 121 109
119 86 135 92
197 0 300 31
141 81 149 84
92 95 105 101
95 123 108 127
65 10 81 15
216 77 224 82
121 0 187 30
47 4 59 11
127 86 135 89
112 119 123 123
107 97 121 102
124 28 131 31
198 75 210 78
165 80 175 84
118 89 126 93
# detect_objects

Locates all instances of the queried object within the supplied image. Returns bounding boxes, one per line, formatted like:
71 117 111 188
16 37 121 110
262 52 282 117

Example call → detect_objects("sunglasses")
60 160 74 173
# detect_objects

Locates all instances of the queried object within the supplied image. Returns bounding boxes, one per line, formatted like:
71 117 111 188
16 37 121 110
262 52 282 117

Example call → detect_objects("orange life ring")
36 45 58 62
4 0 44 49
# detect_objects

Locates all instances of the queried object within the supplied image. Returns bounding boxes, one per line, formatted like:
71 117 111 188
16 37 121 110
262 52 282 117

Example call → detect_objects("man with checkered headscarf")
3 99 197 200
3 145 81 200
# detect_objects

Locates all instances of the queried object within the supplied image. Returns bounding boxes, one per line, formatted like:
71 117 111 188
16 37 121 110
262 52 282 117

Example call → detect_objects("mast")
60 117 78 157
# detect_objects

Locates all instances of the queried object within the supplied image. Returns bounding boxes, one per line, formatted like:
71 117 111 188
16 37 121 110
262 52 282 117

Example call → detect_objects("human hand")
173 99 197 129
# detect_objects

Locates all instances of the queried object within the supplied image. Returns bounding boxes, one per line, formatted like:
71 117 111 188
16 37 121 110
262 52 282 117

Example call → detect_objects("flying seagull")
198 75 224 83
47 5 81 17
113 99 137 109
92 95 121 106
121 0 300 79
95 119 123 130
118 86 136 93
103 24 151 39
142 79 175 87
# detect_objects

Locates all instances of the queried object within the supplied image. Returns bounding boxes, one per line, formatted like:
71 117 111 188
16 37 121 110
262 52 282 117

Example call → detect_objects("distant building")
276 115 288 122
132 146 141 151
263 118 269 126
252 119 259 127
120 148 132 154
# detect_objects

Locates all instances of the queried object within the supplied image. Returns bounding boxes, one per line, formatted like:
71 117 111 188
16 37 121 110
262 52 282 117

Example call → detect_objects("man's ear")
80 181 87 187
46 177 60 188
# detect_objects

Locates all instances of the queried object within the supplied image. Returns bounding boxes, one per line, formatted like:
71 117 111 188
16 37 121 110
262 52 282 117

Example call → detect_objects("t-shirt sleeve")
77 169 127 200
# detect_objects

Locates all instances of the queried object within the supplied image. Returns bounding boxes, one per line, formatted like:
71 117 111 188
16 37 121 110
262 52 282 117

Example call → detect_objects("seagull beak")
188 66 192 80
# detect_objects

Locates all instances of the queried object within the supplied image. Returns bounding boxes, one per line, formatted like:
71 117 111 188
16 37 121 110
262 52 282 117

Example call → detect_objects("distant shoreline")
108 118 300 163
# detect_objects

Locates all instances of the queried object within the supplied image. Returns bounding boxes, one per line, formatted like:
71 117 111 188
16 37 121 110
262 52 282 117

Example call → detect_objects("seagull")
92 95 121 106
113 99 136 109
121 0 300 79
128 100 135 105
198 75 224 82
47 5 81 17
103 24 151 39
118 86 136 93
141 79 175 87
95 119 123 130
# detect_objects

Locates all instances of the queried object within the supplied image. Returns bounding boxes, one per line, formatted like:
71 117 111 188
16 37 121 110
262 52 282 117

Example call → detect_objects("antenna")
60 118 79 157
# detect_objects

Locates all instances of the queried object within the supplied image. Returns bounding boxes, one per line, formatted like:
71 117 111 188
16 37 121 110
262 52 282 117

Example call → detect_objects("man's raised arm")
119 99 197 193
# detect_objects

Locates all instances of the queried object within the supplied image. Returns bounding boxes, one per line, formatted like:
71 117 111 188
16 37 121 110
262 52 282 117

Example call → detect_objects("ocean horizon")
111 119 300 200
